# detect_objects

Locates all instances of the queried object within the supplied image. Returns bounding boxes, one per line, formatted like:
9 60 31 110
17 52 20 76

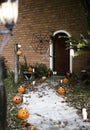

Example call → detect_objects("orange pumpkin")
57 87 65 95
66 71 71 77
28 67 33 72
12 95 23 104
48 71 51 76
17 108 29 120
17 50 22 56
17 86 25 94
62 77 68 84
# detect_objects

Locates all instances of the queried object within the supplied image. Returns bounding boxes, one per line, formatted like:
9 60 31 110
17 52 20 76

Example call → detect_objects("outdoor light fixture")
0 0 19 129
0 0 18 35
17 42 21 48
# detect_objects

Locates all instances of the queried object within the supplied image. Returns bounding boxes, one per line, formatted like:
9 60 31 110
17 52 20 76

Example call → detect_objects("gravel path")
20 79 90 130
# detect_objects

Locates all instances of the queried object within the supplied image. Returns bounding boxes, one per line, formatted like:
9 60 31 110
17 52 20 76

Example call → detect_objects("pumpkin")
30 125 35 130
62 77 68 84
17 86 25 93
12 95 23 104
66 71 71 77
17 50 22 56
42 76 46 80
48 71 51 76
57 87 65 95
28 67 33 72
17 108 29 120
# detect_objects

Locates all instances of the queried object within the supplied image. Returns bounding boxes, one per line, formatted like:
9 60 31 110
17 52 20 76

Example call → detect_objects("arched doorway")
50 30 72 75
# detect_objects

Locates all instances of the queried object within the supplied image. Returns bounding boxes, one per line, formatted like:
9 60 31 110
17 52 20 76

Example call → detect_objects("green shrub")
33 63 48 78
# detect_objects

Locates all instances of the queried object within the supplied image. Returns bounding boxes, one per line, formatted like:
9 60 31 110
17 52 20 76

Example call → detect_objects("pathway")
20 78 90 130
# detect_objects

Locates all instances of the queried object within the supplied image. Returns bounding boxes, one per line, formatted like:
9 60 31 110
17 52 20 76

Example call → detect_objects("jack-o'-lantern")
62 77 68 84
17 108 29 120
28 67 33 72
12 95 23 104
17 50 22 56
57 87 65 95
17 86 25 94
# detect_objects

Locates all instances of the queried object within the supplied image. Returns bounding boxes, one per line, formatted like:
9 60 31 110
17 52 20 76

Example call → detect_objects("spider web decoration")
31 32 50 54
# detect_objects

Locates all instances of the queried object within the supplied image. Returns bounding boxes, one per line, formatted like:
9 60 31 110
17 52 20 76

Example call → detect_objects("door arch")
49 30 73 75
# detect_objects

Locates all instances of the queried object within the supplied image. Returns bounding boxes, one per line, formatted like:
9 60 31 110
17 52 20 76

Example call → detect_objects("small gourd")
17 86 25 94
17 108 29 120
42 76 46 80
57 87 65 95
12 95 23 104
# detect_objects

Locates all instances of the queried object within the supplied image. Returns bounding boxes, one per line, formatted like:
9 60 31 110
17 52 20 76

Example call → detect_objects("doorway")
53 32 69 75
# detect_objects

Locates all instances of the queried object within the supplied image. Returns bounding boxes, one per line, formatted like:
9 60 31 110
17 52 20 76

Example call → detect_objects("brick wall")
0 0 89 73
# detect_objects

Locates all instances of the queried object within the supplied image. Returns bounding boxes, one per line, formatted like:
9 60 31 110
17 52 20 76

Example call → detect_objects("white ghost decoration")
82 108 87 121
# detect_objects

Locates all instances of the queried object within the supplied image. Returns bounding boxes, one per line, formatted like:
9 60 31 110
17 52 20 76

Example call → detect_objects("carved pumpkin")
62 77 68 84
57 87 65 95
12 95 23 104
17 50 22 56
28 67 33 72
17 108 29 120
17 86 25 93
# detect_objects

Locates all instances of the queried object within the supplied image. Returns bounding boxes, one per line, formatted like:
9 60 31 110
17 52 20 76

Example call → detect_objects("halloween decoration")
57 87 65 95
42 76 46 80
17 86 25 94
31 32 50 54
48 71 51 76
17 50 22 56
82 108 88 121
28 67 33 72
12 95 23 104
66 71 71 77
17 108 29 120
62 77 68 84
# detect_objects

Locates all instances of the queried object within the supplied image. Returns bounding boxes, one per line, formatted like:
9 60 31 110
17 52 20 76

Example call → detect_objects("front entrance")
53 32 69 75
